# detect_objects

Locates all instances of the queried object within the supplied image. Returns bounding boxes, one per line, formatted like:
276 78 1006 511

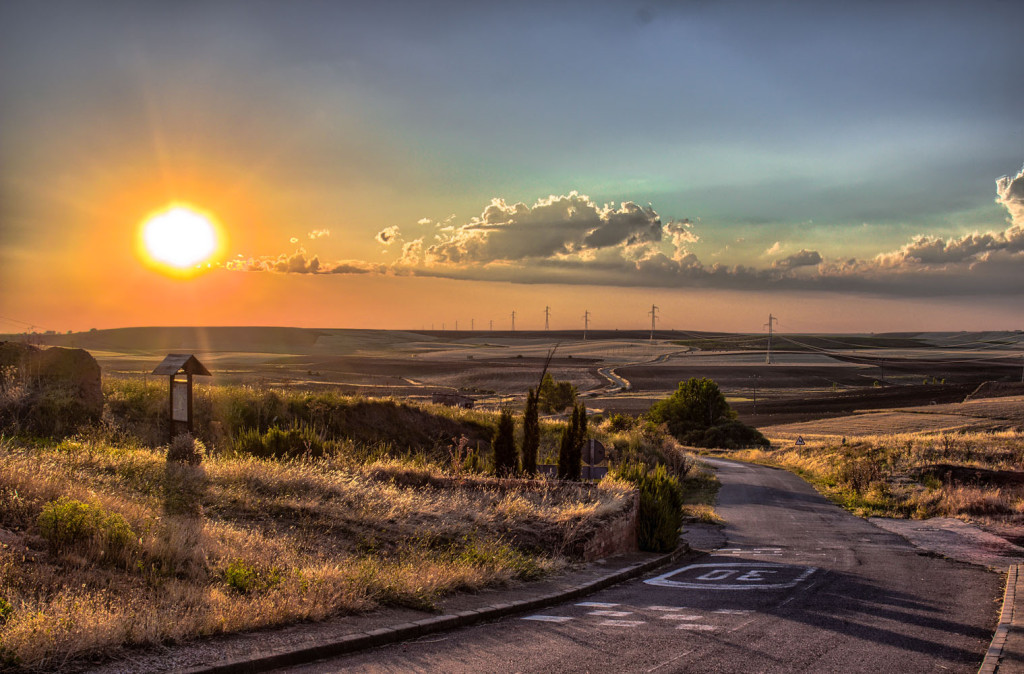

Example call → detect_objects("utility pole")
489 319 493 331
455 320 458 331
544 306 550 331
764 313 778 364
471 318 474 331
583 310 591 340
752 374 759 416
648 304 659 341
511 310 516 332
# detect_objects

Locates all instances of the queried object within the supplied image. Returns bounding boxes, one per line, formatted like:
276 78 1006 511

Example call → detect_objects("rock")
0 341 103 428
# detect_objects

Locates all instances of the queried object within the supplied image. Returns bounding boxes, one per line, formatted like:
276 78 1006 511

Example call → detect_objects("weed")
224 559 282 594
37 497 136 563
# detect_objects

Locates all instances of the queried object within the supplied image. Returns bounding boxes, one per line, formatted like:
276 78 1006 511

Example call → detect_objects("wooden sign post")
151 354 212 440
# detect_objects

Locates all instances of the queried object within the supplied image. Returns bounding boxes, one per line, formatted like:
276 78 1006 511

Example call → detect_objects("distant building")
431 392 476 408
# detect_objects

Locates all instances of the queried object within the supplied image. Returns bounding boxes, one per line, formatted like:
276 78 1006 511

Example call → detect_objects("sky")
2 0 1023 334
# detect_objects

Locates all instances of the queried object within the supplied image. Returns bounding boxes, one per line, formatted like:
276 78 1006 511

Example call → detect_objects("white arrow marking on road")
522 615 572 623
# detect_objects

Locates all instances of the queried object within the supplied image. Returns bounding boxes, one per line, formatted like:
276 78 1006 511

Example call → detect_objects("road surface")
287 458 1001 673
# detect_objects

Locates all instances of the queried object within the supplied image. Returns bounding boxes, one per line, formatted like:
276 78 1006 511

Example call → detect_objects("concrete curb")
183 546 690 674
980 564 1018 674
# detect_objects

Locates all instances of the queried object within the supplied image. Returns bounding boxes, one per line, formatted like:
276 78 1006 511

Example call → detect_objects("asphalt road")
286 458 1001 673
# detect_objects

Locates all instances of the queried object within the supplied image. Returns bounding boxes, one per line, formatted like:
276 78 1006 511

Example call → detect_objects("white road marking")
575 602 619 608
645 562 817 590
599 620 646 627
522 615 573 623
658 614 702 621
676 624 717 631
647 605 694 611
588 610 632 617
713 609 753 615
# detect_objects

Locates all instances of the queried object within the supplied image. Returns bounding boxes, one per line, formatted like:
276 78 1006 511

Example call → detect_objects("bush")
538 373 577 413
37 497 136 561
521 389 539 475
492 409 517 476
224 559 281 594
0 596 12 625
649 378 767 449
613 463 684 553
232 423 325 458
167 432 206 465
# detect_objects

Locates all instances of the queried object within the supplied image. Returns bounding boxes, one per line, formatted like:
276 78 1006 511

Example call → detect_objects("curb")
980 564 1019 674
184 546 690 674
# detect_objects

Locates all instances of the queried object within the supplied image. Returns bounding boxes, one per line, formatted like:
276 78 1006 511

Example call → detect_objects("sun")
138 204 224 276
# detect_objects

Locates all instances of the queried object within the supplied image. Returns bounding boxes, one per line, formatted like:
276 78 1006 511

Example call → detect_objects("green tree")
538 373 577 413
557 403 583 480
492 408 518 476
521 388 539 475
648 377 732 437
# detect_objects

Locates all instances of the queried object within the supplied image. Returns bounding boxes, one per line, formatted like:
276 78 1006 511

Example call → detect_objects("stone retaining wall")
582 490 639 561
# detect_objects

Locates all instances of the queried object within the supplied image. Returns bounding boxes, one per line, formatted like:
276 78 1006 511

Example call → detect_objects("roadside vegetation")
727 430 1024 520
0 373 717 671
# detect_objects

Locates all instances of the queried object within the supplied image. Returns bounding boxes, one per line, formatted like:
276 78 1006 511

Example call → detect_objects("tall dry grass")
0 435 629 671
730 430 1024 520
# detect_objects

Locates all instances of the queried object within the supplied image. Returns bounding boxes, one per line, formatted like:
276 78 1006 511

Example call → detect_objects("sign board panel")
586 439 606 466
172 380 189 422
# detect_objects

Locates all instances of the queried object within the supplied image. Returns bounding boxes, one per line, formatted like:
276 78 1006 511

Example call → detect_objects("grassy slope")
0 437 631 670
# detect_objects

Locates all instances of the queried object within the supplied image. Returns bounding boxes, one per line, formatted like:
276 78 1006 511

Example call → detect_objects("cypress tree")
558 405 583 480
521 388 539 475
492 408 518 476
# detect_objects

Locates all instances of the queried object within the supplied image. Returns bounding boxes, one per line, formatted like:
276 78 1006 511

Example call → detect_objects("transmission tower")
544 306 551 331
471 318 474 331
764 313 779 364
583 309 591 340
455 320 458 331
489 319 493 331
511 310 516 332
648 304 659 341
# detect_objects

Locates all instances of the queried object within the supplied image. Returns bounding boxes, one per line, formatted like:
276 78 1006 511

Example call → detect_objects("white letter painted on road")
737 570 775 582
696 569 738 581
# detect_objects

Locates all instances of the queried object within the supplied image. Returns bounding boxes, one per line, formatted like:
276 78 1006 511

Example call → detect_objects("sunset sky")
2 0 1023 334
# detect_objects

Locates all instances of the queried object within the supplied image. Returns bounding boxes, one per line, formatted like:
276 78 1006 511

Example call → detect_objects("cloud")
421 192 665 264
376 226 400 246
225 167 1024 297
772 249 822 270
225 250 382 275
308 229 331 239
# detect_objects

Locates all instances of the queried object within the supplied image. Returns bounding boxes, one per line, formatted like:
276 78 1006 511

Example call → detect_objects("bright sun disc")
141 206 219 270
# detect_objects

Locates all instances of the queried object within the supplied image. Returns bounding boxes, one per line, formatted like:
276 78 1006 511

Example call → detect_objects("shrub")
0 595 12 625
557 404 584 480
521 388 540 475
538 373 577 413
650 378 767 449
166 432 206 465
492 409 517 476
37 497 135 561
223 559 281 594
232 423 325 459
613 463 684 553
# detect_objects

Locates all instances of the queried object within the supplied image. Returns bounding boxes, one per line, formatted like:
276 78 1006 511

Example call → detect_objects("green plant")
232 423 325 458
612 463 684 553
557 404 585 480
223 559 281 594
37 497 135 560
0 595 13 625
521 388 540 475
538 373 577 413
492 409 517 476
649 378 767 449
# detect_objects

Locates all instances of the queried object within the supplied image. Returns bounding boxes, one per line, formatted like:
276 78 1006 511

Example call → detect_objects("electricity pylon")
765 313 778 364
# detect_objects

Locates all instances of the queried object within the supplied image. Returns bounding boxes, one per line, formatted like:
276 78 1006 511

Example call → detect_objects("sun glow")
138 205 223 276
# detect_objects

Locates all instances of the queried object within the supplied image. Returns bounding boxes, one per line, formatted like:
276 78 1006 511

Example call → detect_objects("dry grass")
0 436 629 671
728 430 1024 521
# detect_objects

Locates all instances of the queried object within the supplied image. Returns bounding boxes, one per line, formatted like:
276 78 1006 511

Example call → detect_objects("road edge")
980 564 1018 674
183 545 692 674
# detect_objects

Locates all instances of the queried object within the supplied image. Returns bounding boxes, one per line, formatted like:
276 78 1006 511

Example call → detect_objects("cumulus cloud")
764 241 783 256
421 192 665 264
376 226 400 246
772 249 822 270
308 229 331 239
